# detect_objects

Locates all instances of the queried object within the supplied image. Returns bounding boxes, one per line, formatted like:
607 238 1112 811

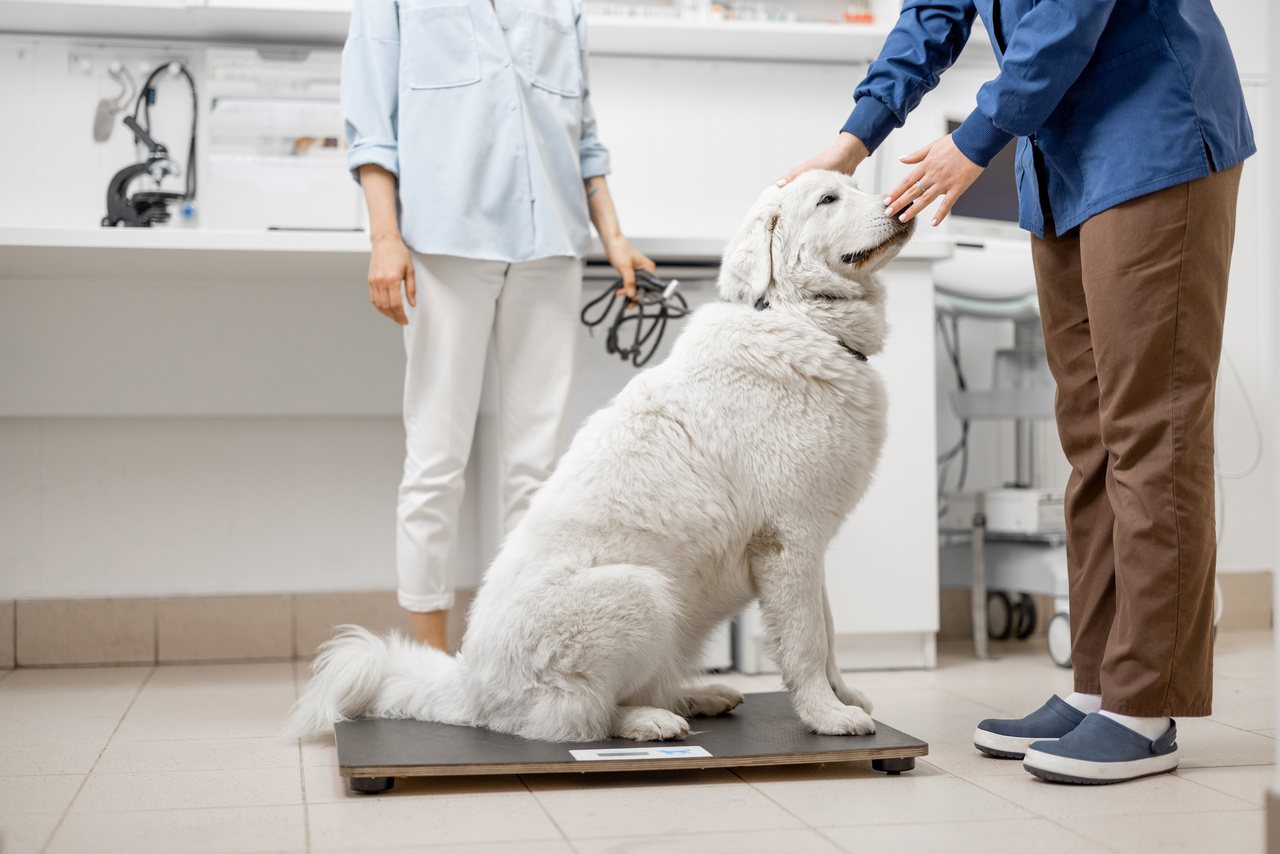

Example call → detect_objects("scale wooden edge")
332 691 929 793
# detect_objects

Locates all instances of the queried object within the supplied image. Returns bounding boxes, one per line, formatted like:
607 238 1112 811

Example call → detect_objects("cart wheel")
986 592 1013 640
1013 594 1038 640
1047 612 1072 669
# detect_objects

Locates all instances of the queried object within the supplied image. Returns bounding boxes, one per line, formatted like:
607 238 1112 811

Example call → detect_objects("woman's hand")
776 132 870 187
368 233 416 325
885 134 985 226
603 236 656 301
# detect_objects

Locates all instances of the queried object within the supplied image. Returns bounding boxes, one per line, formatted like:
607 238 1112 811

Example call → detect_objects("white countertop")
0 227 953 265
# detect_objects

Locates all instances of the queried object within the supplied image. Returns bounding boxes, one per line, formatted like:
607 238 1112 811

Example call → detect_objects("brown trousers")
1031 163 1243 717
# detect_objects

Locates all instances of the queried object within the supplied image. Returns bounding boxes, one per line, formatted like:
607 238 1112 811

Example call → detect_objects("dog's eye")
817 194 838 206
812 293 846 301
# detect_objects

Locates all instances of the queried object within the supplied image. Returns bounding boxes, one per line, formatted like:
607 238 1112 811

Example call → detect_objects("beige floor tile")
302 766 525 803
0 774 84 815
730 759 947 784
1062 808 1264 853
0 708 124 746
300 733 340 768
0 740 106 776
525 769 804 838
1175 717 1278 768
45 805 306 854
970 769 1256 819
114 663 296 741
853 687 1009 744
71 767 302 812
16 599 157 666
94 737 299 773
0 667 148 745
1213 630 1275 679
821 818 1113 854
307 793 562 849
738 770 1033 828
1176 763 1275 806
0 812 63 854
573 828 845 854
315 843 572 854
0 665 149 705
918 740 1030 778
1207 674 1276 732
157 596 293 663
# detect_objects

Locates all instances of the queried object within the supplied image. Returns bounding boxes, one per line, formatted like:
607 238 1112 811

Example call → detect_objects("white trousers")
397 252 584 613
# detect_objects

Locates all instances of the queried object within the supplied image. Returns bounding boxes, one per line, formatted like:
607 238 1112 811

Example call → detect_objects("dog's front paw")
802 703 877 736
831 683 874 714
611 706 691 741
676 684 746 717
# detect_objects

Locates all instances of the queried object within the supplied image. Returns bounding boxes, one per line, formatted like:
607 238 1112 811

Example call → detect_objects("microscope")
101 61 197 228
102 116 186 227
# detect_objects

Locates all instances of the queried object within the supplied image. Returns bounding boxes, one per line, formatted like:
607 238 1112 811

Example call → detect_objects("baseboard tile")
6 590 482 668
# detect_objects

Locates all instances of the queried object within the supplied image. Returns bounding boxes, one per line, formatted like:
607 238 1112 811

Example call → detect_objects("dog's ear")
717 192 783 305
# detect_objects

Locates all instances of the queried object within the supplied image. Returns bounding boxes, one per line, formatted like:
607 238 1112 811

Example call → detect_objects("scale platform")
335 691 928 793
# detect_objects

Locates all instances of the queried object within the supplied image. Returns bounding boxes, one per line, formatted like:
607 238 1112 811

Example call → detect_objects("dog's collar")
753 297 868 362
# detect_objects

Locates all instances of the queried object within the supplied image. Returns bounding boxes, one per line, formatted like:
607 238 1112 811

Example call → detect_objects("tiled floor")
1 631 1273 854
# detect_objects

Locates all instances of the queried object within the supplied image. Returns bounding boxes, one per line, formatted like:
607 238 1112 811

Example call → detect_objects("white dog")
285 170 914 742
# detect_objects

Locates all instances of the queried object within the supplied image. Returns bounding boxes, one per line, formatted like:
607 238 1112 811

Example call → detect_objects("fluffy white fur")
285 171 914 742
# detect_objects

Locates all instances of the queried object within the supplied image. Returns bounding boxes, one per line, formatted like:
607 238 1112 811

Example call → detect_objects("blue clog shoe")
973 695 1087 759
1022 713 1179 784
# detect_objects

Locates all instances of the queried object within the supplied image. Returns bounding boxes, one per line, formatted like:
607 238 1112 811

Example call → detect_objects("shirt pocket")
400 3 482 90
518 9 582 97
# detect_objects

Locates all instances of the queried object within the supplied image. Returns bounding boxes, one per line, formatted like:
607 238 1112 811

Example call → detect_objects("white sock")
1064 692 1102 714
1100 710 1172 740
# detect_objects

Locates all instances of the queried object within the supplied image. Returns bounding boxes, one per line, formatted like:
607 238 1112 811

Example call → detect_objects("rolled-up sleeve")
342 0 401 182
575 5 611 180
843 0 976 155
953 0 1116 167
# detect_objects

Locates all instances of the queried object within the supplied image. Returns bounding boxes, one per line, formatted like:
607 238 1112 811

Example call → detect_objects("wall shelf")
0 0 894 62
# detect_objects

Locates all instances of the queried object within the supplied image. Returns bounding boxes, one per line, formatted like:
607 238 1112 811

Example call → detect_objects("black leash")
581 270 690 368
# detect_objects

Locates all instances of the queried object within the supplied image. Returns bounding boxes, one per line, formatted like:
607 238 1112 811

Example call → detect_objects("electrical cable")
580 270 689 368
131 61 197 201
936 313 971 509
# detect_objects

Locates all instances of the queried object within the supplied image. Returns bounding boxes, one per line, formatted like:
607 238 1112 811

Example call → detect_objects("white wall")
1 0 1272 602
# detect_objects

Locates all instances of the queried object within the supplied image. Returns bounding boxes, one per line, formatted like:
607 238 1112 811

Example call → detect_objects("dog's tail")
281 625 470 738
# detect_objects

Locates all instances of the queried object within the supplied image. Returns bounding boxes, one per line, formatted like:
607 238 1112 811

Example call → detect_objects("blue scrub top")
843 0 1256 238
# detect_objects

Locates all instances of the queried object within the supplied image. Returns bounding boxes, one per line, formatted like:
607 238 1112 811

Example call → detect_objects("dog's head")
717 170 914 355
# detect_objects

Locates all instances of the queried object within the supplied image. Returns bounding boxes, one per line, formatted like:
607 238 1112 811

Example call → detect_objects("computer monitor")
944 118 1022 242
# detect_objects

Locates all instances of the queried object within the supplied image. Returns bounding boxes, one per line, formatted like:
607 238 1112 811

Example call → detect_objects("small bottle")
175 199 200 228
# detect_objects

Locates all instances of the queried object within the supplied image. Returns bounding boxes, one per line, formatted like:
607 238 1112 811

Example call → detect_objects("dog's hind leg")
673 684 745 717
823 587 873 713
610 705 690 740
510 563 687 742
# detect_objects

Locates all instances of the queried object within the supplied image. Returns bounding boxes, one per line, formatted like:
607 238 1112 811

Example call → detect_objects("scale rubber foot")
872 757 916 775
348 776 394 794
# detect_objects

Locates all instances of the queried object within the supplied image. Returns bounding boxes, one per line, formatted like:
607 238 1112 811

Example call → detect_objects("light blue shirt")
342 0 611 262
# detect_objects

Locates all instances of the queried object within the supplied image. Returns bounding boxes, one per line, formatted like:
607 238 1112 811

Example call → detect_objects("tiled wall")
0 576 1266 669
0 590 475 668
